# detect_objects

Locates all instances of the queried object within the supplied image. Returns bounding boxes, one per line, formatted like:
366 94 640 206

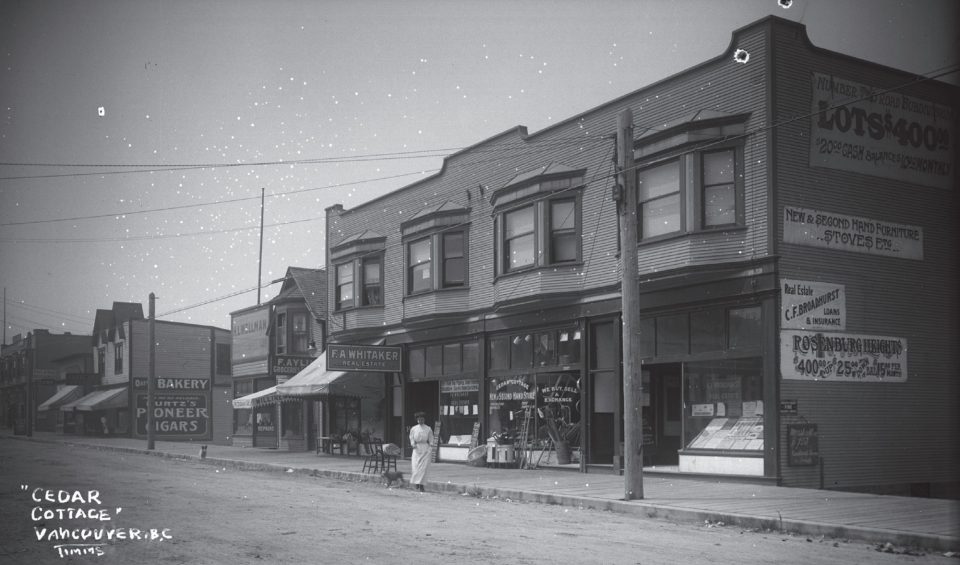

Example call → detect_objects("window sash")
362 257 382 305
276 313 286 354
641 193 681 238
336 263 354 309
442 232 465 287
408 239 432 294
702 149 737 227
292 313 309 353
550 199 577 263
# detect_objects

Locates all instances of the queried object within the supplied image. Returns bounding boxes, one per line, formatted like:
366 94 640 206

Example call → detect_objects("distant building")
230 267 327 450
0 329 92 436
64 301 232 444
322 16 958 497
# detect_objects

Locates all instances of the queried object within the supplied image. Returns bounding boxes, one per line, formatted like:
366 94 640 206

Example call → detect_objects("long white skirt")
410 444 431 485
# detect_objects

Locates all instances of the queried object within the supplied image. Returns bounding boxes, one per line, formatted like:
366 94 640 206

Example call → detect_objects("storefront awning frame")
232 385 278 409
38 385 83 412
60 387 127 412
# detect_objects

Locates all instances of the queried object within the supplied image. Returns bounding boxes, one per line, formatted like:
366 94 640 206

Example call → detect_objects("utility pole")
147 293 156 450
617 108 644 500
257 187 265 305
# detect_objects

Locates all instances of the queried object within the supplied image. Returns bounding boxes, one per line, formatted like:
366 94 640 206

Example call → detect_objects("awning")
275 354 348 397
38 386 82 412
232 386 278 410
61 388 127 412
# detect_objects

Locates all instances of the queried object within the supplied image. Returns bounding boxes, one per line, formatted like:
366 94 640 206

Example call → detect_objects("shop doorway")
404 380 439 456
643 364 682 466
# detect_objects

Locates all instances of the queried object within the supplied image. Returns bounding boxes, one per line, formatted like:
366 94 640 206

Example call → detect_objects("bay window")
362 256 382 305
336 263 354 310
702 149 737 227
637 159 682 239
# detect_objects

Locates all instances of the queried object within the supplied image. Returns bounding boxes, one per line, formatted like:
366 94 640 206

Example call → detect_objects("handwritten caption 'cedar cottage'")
23 485 172 559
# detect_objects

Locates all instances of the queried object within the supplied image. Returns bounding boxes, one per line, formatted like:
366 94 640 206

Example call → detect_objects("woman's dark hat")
414 411 427 419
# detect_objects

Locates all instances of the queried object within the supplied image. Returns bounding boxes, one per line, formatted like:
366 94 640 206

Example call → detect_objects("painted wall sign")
135 393 209 436
133 377 210 390
779 400 798 415
781 278 846 330
780 330 907 382
787 423 819 466
783 206 923 260
810 72 955 190
326 344 402 372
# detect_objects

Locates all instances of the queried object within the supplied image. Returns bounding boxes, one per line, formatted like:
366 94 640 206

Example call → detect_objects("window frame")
495 193 582 277
440 230 467 288
635 141 745 242
335 262 355 311
361 255 383 306
406 236 433 296
113 342 123 374
275 312 286 355
291 312 310 354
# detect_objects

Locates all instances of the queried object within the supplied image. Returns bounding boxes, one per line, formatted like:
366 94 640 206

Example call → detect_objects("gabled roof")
90 302 144 345
270 267 327 320
408 200 467 221
502 162 583 190
334 229 385 247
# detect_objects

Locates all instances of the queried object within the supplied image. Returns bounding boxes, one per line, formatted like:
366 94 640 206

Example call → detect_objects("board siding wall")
772 20 959 491
328 23 772 340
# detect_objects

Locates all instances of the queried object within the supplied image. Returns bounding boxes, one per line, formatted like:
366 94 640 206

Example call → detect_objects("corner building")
325 16 958 496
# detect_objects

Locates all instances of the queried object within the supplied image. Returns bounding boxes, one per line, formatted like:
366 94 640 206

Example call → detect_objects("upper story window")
441 232 465 287
492 163 585 277
291 313 310 353
637 159 682 239
633 110 749 242
97 347 105 376
408 237 433 294
361 256 383 305
331 230 387 311
401 201 470 296
216 343 231 375
275 312 286 354
114 342 123 374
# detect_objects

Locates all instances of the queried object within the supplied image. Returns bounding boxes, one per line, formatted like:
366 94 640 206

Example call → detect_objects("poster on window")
781 279 845 331
809 72 955 190
780 330 907 382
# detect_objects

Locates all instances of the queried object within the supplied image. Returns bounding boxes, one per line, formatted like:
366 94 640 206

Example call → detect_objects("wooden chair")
380 442 398 473
361 437 383 473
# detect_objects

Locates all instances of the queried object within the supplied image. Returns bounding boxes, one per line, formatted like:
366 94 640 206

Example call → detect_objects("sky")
0 0 957 339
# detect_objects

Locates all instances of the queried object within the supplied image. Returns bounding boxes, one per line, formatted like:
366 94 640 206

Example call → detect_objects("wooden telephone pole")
617 108 644 500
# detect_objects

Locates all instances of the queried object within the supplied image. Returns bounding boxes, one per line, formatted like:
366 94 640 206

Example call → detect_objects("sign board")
780 330 907 382
327 344 402 372
781 279 845 331
809 72 955 190
133 377 210 391
65 373 98 386
783 206 923 260
272 356 313 375
136 393 209 437
231 307 270 363
779 400 799 415
787 423 819 466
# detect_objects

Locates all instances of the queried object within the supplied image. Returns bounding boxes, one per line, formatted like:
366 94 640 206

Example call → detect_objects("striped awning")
38 386 82 412
232 386 278 410
275 354 348 397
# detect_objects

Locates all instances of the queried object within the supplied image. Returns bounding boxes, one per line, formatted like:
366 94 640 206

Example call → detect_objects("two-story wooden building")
230 267 327 450
324 16 957 497
65 301 233 444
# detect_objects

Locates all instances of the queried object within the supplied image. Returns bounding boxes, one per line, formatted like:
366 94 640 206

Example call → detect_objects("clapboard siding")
772 19 959 490
328 23 773 339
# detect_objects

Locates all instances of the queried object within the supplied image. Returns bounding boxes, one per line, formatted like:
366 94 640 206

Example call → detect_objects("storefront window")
234 381 253 436
462 342 479 372
534 332 556 367
443 343 461 375
657 314 688 356
729 306 762 349
487 375 535 442
683 358 763 452
690 309 724 354
489 337 508 370
425 345 443 377
440 379 479 443
281 401 303 437
510 334 533 368
557 330 581 365
486 374 580 464
409 347 425 380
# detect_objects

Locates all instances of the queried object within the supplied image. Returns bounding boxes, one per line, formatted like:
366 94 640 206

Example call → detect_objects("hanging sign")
781 279 845 330
781 330 907 382
810 72 955 190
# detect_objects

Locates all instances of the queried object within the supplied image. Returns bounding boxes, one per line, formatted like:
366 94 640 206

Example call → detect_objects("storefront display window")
234 380 253 435
440 379 479 443
510 334 533 368
281 400 303 438
729 306 762 349
683 358 763 451
557 330 581 365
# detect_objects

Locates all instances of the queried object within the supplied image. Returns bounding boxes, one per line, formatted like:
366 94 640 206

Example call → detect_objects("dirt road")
0 439 952 564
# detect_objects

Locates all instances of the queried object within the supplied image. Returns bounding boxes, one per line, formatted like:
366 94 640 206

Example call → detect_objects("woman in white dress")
408 411 434 492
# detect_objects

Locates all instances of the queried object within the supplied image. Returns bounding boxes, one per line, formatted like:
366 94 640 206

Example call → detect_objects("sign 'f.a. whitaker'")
327 344 402 372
